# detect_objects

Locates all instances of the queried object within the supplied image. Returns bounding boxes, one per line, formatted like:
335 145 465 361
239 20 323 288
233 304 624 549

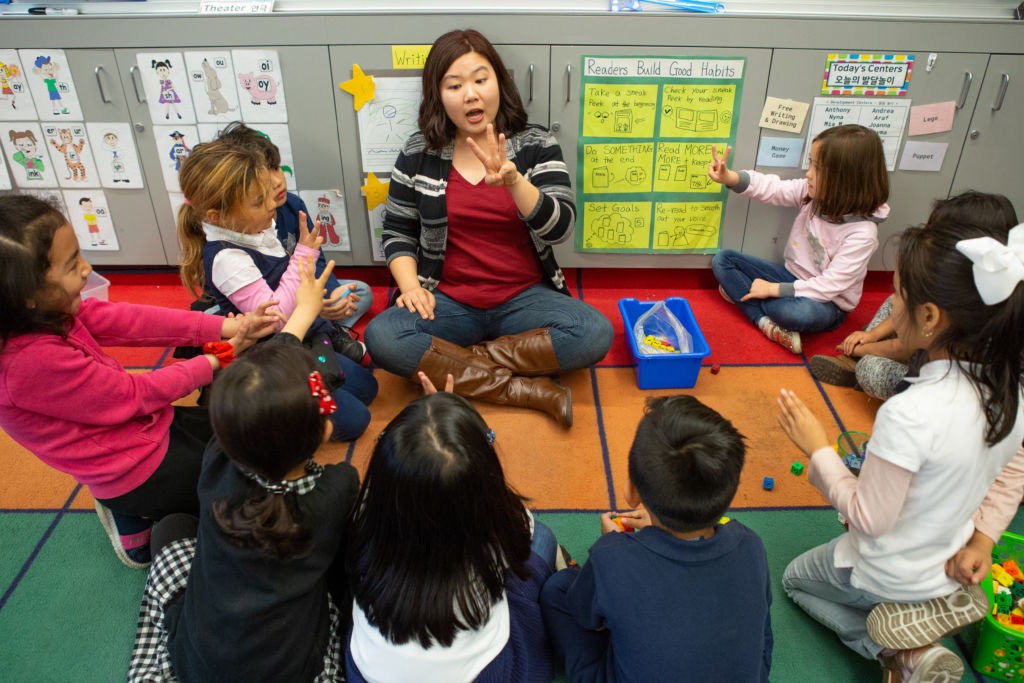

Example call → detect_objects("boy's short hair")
217 121 280 169
628 395 745 533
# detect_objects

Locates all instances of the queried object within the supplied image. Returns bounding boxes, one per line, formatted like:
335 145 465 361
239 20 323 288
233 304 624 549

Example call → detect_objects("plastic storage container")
81 272 110 301
973 531 1024 680
618 297 711 389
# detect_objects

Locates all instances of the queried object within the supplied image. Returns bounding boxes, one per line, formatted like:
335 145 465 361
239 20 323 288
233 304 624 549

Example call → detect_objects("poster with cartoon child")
299 190 350 251
0 50 37 121
135 52 197 125
231 49 288 124
42 123 100 188
153 124 197 192
63 189 119 251
184 51 240 124
0 122 59 187
86 122 145 189
17 49 82 120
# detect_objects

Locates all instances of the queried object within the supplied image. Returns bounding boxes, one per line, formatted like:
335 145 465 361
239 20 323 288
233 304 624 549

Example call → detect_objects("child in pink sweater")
0 194 278 568
709 124 890 354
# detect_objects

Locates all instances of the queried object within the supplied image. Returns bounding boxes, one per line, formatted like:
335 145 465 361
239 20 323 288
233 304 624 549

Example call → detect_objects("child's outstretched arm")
280 256 332 340
707 144 739 188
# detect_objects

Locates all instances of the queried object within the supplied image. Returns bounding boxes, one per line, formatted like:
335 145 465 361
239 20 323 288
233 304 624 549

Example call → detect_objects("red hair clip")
308 371 337 415
202 341 236 368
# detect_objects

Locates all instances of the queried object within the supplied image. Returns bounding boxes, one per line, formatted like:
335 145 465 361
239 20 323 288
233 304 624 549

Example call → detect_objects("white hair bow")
955 224 1024 305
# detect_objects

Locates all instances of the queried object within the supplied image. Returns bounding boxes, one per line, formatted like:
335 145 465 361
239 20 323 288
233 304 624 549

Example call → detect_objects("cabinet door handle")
94 66 111 104
129 65 146 104
956 71 972 109
992 73 1010 112
528 63 534 103
566 64 572 103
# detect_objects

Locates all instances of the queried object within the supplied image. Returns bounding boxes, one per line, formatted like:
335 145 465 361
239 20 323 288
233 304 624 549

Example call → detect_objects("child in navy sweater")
541 395 773 682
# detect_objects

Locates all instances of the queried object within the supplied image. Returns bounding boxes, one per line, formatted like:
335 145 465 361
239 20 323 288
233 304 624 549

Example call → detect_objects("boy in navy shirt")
541 395 773 682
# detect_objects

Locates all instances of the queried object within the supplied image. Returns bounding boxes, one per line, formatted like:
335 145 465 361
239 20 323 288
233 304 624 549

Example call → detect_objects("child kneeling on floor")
540 395 773 682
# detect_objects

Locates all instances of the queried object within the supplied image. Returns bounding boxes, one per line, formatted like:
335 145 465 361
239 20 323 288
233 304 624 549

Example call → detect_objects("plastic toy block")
1014 614 1024 625
762 477 774 490
994 564 1016 587
1011 582 1024 599
997 592 1014 612
790 462 804 476
609 514 635 533
998 613 1013 626
1005 560 1024 581
710 364 721 374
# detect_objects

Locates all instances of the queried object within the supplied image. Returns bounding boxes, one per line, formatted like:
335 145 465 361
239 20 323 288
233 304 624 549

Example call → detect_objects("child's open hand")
297 211 324 251
466 124 520 187
221 300 285 351
418 371 454 395
708 144 739 187
320 283 359 321
294 256 333 316
776 389 830 457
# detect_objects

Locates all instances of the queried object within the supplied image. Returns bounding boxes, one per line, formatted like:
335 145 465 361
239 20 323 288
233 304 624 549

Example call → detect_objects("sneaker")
880 644 963 683
330 323 367 363
810 353 858 387
758 317 802 354
867 583 988 650
718 285 734 304
93 500 151 569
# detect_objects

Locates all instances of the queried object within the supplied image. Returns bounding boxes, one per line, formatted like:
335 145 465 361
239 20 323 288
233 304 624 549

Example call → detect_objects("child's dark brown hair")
810 124 889 223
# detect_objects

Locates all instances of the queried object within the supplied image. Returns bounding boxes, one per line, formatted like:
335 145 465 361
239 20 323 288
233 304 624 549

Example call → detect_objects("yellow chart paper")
660 84 736 138
581 202 652 250
582 83 658 139
582 143 655 194
652 202 722 251
652 142 722 194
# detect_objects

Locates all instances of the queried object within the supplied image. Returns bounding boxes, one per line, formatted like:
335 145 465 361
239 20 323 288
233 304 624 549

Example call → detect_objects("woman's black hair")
897 190 1021 445
347 392 531 648
0 194 73 350
209 342 327 559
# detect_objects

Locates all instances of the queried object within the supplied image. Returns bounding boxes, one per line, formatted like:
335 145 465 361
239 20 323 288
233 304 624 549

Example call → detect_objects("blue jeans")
782 536 888 660
332 279 373 326
540 567 614 683
532 519 557 573
712 250 846 333
328 353 378 441
364 286 614 378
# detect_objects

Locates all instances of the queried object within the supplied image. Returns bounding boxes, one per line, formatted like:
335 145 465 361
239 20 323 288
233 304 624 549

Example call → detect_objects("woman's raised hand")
396 286 436 320
707 144 739 188
297 210 325 251
466 124 520 187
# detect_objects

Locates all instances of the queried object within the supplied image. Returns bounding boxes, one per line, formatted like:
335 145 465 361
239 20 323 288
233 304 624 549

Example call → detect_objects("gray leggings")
855 296 908 400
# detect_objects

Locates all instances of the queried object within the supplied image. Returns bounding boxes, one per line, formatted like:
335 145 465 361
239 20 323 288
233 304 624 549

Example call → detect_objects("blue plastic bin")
618 297 711 389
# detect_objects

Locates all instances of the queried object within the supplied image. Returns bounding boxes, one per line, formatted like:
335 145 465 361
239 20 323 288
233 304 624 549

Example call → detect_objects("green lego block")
790 461 805 476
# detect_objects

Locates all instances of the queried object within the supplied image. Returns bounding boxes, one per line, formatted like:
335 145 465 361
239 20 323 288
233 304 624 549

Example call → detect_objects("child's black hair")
897 190 1022 446
217 121 281 169
208 342 327 559
0 194 72 349
628 395 746 533
347 392 531 648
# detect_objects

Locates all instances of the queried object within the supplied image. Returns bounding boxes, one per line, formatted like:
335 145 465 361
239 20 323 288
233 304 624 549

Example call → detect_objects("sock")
756 316 771 332
110 511 153 563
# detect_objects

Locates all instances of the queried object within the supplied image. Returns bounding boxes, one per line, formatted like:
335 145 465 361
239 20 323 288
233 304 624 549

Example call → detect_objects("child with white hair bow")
776 192 1024 683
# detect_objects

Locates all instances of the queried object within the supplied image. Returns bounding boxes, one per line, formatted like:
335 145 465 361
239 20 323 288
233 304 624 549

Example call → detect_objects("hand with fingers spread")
297 210 324 251
418 371 454 395
282 256 334 339
776 388 830 457
707 144 739 188
220 299 284 352
466 124 520 187
396 286 436 320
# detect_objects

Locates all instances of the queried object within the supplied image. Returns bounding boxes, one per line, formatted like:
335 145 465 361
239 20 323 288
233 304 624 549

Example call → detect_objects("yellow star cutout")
361 172 390 210
338 63 375 111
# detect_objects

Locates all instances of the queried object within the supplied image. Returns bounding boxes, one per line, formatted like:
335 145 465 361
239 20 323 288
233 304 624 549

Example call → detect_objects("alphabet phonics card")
41 122 100 188
63 189 120 251
136 52 198 125
153 125 198 192
86 122 145 189
23 189 66 215
185 51 240 124
0 152 10 190
1 121 59 187
300 190 350 251
231 49 288 123
18 49 82 120
0 50 37 120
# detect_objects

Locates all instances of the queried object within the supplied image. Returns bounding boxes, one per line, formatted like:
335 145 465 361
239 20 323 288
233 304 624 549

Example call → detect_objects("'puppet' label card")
63 189 120 251
17 49 82 121
86 122 145 189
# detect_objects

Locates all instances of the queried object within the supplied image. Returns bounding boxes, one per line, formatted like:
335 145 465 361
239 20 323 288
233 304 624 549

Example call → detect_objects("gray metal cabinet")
328 43 550 263
64 49 168 266
748 49 989 270
549 45 772 268
952 54 1024 216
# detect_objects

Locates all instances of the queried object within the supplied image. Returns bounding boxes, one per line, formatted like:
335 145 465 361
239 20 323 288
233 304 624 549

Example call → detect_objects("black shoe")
330 323 366 363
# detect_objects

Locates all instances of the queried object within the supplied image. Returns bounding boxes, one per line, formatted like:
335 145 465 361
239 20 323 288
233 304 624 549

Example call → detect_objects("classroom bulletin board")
576 55 745 254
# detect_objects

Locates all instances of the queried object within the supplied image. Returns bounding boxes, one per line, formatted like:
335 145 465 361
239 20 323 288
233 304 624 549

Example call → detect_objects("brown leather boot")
416 336 572 428
467 328 561 377
809 353 858 387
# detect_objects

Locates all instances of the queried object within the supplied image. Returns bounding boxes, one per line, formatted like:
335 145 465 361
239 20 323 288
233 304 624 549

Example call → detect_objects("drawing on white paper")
231 50 288 124
135 53 197 125
0 51 35 120
357 76 421 174
43 123 100 188
1 123 58 187
185 52 240 123
87 122 145 189
63 189 120 251
18 49 82 120
300 190 350 251
0 152 11 190
153 125 198 192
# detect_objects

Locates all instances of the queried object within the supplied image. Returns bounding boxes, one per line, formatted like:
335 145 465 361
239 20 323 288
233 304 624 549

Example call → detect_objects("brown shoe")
810 354 858 387
416 337 572 428
467 328 561 377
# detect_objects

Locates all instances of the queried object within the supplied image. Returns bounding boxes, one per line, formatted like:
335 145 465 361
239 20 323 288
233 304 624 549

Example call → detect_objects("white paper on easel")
0 121 59 187
300 190 350 251
63 189 120 251
185 51 241 124
356 76 421 174
0 50 38 121
135 52 198 125
86 122 145 189
41 122 100 188
231 49 288 123
17 49 82 121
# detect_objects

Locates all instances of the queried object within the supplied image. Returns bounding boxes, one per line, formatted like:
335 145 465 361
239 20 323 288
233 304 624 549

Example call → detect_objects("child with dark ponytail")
129 259 359 682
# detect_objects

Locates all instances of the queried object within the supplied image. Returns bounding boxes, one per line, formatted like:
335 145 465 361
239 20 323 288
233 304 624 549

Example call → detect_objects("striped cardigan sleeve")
515 127 575 245
381 138 424 265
